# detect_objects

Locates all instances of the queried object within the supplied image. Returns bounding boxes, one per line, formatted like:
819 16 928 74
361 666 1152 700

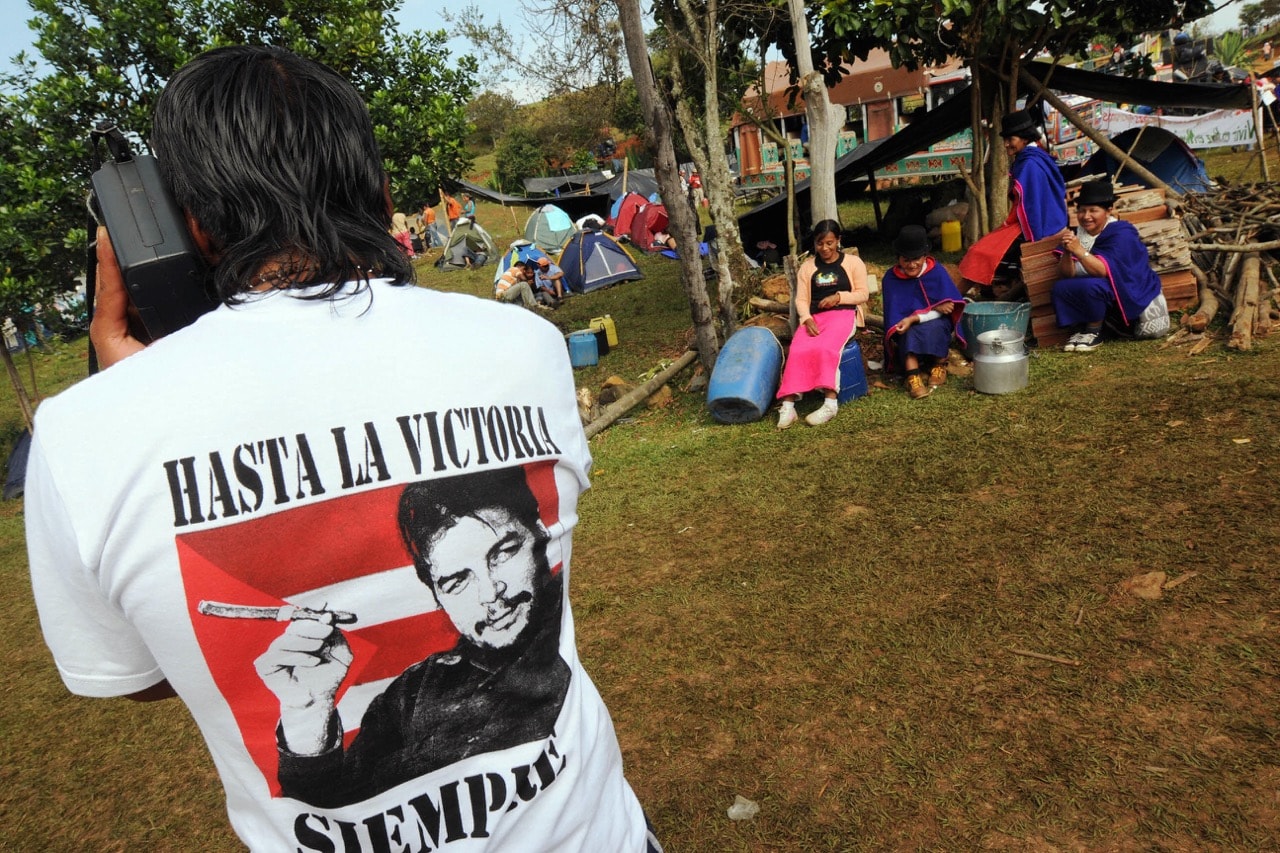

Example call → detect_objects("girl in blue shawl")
883 226 967 399
1052 180 1167 352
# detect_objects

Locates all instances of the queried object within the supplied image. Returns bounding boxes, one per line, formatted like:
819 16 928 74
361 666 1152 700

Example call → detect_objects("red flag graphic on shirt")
175 460 562 795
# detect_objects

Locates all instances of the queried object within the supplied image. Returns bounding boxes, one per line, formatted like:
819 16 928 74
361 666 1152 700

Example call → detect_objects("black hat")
1075 179 1116 208
893 225 931 259
999 109 1038 140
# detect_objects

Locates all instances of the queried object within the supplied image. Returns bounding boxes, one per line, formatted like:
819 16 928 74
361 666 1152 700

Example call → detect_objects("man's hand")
89 227 146 368
937 302 956 316
255 619 352 755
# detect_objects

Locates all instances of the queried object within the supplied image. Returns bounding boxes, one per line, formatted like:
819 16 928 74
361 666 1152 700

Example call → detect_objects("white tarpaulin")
1098 106 1257 150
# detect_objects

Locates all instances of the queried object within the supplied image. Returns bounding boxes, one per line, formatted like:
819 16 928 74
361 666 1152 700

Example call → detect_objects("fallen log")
1257 269 1275 338
1188 238 1280 253
1181 263 1219 333
1228 252 1261 351
583 349 699 439
748 295 789 315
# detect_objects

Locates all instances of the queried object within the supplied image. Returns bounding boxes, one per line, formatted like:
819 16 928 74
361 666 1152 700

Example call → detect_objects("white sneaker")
777 405 798 430
805 402 838 426
1072 331 1103 352
1064 332 1085 352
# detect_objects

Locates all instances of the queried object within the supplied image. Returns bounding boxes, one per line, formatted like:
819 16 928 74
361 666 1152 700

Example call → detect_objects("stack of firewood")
1020 185 1196 348
1180 185 1279 351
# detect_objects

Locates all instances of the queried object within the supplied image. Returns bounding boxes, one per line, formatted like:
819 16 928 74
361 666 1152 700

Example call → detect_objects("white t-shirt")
25 281 647 851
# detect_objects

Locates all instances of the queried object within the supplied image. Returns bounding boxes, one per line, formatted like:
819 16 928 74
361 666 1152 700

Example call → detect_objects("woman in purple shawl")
958 108 1069 290
1052 180 1168 352
883 226 967 399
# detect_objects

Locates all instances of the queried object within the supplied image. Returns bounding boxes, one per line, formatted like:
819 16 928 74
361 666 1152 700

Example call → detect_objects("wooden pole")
1017 68 1180 199
868 172 883 230
439 189 454 241
1252 82 1272 182
1109 121 1149 187
785 253 799 334
583 350 699 438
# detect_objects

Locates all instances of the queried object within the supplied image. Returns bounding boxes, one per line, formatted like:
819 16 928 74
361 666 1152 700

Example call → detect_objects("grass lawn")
3 162 1278 850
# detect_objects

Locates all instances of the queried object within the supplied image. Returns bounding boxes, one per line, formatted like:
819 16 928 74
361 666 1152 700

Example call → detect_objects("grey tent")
437 218 499 271
524 204 575 253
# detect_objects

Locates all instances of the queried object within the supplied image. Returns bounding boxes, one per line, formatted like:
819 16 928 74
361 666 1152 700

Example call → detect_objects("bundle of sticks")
1181 185 1280 350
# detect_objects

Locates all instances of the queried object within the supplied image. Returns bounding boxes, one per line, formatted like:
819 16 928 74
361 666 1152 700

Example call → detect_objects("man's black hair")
398 467 549 590
150 45 414 302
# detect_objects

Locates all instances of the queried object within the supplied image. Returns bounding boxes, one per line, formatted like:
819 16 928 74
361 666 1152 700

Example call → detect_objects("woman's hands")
817 293 842 311
803 318 820 336
1060 228 1087 259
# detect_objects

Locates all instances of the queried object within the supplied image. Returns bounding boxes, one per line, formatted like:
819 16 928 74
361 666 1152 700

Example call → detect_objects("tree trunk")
664 0 742 339
617 0 719 371
787 0 841 223
988 86 1012 231
0 328 35 433
965 67 989 242
695 0 749 333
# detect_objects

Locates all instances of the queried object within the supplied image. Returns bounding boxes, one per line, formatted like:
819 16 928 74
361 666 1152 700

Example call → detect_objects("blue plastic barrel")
707 327 783 424
836 340 869 403
960 301 1031 359
568 330 599 368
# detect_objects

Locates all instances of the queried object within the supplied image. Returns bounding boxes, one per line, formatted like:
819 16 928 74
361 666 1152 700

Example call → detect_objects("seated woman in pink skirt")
776 219 870 428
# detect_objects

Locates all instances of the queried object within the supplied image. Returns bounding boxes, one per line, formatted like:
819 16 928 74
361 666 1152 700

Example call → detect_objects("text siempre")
163 405 562 528
293 737 567 852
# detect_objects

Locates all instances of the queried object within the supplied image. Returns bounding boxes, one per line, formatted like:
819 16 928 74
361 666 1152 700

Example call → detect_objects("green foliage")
570 149 598 172
815 0 1214 76
610 78 646 141
1215 31 1248 68
0 0 477 316
1241 3 1266 31
494 125 548 193
467 90 520 151
0 92 85 328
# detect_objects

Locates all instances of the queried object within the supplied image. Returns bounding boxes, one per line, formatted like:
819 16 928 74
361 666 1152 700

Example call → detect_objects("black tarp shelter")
441 177 612 223
524 169 661 202
737 61 1253 251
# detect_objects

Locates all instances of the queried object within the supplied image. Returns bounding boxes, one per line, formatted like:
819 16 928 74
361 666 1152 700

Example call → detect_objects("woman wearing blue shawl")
1052 180 1168 352
958 108 1069 290
883 226 967 399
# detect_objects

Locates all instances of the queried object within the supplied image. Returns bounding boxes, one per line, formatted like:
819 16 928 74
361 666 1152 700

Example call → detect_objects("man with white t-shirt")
25 45 658 852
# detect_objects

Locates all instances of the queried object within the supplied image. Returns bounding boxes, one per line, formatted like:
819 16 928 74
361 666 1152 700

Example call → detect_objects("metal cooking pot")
973 328 1028 394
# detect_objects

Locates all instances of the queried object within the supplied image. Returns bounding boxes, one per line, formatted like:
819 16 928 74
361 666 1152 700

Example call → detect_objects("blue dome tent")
1078 126 1213 194
559 229 643 294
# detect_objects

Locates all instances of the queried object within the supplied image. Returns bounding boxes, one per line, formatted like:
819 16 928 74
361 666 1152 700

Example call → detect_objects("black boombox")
89 121 217 343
